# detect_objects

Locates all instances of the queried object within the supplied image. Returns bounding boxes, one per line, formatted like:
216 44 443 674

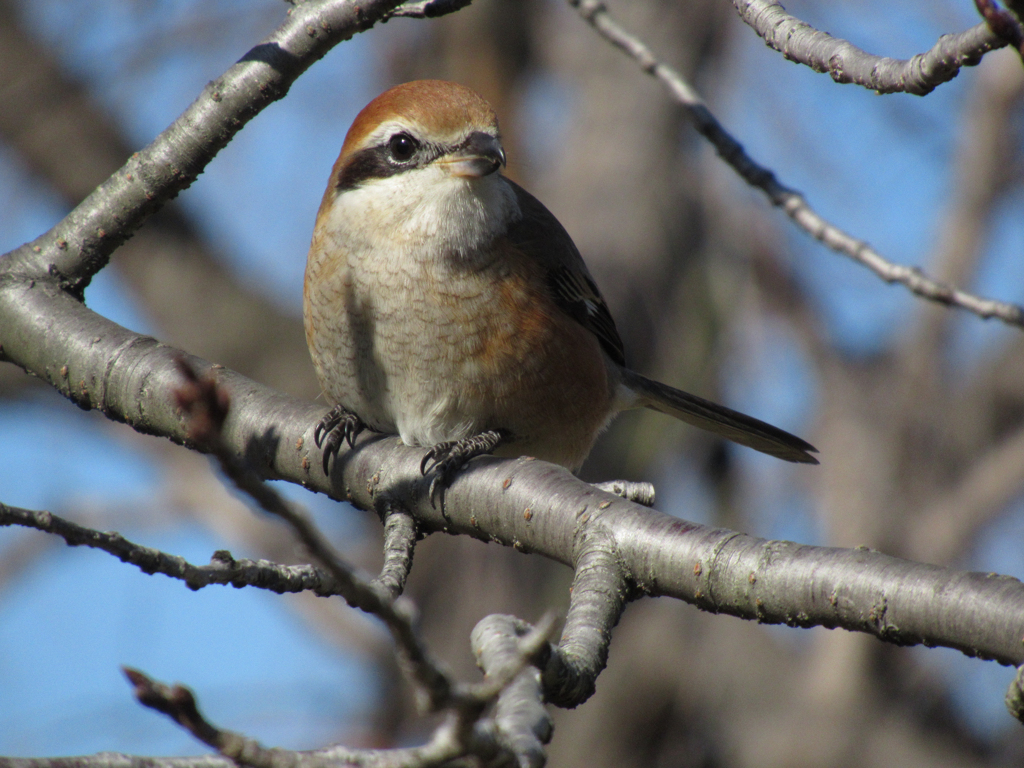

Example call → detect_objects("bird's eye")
388 133 418 162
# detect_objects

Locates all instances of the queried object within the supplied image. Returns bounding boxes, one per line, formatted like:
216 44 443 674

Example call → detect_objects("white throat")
324 166 520 264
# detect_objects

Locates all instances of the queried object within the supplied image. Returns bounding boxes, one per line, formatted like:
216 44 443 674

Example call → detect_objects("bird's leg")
314 404 368 475
420 429 510 508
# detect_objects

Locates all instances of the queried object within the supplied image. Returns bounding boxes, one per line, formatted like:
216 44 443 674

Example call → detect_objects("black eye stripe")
334 137 456 191
336 146 398 191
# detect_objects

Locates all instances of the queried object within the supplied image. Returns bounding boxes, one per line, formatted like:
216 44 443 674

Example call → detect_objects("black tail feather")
621 369 819 465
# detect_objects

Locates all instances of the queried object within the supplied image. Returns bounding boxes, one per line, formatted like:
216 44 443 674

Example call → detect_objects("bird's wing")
500 179 818 466
503 179 627 367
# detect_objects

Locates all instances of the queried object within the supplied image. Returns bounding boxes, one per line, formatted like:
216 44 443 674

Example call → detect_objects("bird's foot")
314 404 367 475
420 429 510 508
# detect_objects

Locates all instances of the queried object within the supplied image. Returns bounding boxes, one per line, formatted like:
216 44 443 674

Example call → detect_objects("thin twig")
568 0 1024 330
0 502 347 596
123 668 461 768
123 618 556 767
733 0 1004 95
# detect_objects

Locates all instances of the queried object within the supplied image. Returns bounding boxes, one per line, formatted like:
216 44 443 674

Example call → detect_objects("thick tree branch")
732 0 1004 95
2 281 1022 678
568 0 1024 330
544 526 628 707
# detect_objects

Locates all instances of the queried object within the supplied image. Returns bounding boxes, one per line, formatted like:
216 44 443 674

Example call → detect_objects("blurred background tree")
2 0 1024 765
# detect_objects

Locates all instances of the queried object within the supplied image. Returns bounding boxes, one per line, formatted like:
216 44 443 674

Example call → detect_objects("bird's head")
333 79 506 188
315 80 517 254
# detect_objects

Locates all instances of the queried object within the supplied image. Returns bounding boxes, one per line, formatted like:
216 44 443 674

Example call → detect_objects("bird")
304 80 817 498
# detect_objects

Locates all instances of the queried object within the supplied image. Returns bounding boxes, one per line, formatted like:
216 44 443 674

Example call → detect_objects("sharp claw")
420 430 509 509
321 427 341 475
428 463 456 512
314 408 342 449
428 475 442 510
314 406 367 476
420 442 453 475
421 449 441 476
429 459 453 509
344 420 365 449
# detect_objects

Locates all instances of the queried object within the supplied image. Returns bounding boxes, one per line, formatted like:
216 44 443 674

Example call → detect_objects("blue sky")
2 0 1023 755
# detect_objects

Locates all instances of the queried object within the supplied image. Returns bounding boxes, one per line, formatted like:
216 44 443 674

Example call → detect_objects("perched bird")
304 80 816 495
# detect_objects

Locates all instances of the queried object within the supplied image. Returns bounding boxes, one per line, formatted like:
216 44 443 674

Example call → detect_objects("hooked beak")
440 131 506 178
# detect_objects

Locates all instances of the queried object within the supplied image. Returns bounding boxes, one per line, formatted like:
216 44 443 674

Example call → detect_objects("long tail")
620 369 818 464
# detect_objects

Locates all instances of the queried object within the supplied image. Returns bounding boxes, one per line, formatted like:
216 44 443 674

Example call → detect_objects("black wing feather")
503 180 626 367
546 266 626 366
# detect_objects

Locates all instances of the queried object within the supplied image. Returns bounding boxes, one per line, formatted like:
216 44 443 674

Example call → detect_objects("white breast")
306 169 522 447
